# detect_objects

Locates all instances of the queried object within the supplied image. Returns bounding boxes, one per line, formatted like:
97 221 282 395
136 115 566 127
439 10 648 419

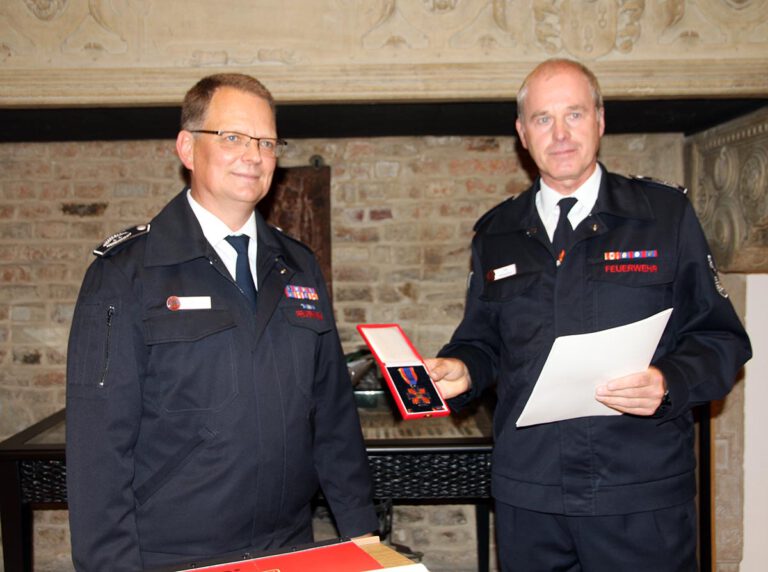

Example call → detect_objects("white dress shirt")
186 190 258 289
535 164 603 242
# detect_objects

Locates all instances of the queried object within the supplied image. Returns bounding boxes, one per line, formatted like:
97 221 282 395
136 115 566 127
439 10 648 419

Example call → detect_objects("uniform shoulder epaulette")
474 196 517 231
270 224 314 253
93 224 151 257
631 175 687 194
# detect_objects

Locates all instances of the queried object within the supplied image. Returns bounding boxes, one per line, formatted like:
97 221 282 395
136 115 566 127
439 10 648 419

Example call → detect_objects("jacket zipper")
98 305 115 388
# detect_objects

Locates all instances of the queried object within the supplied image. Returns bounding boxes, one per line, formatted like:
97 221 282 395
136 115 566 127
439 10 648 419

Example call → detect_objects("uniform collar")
144 188 299 272
482 164 654 235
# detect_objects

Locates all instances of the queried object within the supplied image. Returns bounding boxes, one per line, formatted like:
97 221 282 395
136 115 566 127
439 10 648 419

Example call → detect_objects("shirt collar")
186 189 257 247
537 164 602 224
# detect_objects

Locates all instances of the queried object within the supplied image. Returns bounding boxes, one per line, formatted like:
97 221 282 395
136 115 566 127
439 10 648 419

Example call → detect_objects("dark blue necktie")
552 197 578 264
225 235 257 311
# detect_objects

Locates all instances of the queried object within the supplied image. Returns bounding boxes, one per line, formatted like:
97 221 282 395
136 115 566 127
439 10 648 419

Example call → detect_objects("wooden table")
358 537 416 568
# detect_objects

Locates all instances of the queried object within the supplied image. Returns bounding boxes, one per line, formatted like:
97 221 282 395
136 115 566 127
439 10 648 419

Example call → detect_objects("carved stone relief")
0 1 766 109
362 0 516 52
1 0 130 63
22 0 68 21
698 0 768 26
685 107 768 272
533 0 645 57
657 0 728 44
658 0 768 45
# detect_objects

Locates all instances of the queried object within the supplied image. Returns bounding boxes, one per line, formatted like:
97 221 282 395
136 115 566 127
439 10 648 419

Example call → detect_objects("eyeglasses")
191 130 287 158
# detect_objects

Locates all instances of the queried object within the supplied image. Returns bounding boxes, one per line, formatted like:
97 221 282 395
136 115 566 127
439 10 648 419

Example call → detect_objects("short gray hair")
517 58 603 119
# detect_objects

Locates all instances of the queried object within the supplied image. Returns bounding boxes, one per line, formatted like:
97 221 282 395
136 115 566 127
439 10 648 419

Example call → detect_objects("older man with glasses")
65 73 377 571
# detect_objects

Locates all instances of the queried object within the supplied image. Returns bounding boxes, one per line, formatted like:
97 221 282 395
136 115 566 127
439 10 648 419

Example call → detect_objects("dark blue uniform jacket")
439 168 751 516
66 190 377 571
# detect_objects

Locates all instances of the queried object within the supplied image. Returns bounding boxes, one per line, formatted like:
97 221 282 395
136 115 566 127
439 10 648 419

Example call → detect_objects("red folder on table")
357 323 450 420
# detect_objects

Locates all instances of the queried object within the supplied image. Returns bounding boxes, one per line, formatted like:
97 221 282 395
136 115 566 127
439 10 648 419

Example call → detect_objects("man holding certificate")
426 59 751 571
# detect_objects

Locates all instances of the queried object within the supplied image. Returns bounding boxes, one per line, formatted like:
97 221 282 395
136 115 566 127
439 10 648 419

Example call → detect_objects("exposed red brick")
334 226 380 243
369 208 393 221
32 371 66 386
0 222 33 239
0 265 32 283
335 286 373 302
465 137 500 152
342 307 366 323
73 183 108 199
335 265 379 282
1 182 37 200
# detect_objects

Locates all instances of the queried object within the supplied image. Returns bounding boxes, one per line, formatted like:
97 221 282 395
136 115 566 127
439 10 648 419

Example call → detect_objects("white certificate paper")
516 308 673 427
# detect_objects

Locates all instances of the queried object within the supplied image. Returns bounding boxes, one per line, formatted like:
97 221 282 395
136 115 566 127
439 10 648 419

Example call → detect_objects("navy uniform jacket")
439 168 751 516
66 190 377 571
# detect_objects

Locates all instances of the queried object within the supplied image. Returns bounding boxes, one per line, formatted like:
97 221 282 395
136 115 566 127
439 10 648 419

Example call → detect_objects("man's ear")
515 118 528 150
597 106 606 138
176 130 195 171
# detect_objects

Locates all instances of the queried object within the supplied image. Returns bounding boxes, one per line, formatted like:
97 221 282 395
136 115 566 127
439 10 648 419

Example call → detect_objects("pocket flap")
281 306 332 333
481 271 540 301
144 310 236 344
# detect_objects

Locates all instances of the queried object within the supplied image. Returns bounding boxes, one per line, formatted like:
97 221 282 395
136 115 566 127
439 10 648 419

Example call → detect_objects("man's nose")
552 118 569 141
242 141 264 163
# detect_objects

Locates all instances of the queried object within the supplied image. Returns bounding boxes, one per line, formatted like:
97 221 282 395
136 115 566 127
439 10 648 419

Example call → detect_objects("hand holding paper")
595 365 667 416
516 308 673 427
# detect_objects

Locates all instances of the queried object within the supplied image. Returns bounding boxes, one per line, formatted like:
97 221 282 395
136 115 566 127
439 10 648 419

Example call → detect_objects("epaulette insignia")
93 224 150 257
631 175 687 194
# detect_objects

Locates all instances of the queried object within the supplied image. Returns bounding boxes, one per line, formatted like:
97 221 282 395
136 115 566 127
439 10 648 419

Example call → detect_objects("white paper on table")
516 308 673 427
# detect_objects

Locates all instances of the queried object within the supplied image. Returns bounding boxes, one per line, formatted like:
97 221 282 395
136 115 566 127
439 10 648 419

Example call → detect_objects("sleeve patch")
708 254 729 298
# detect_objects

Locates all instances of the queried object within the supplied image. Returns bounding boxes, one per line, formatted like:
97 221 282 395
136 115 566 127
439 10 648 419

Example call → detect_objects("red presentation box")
173 540 382 572
357 323 450 420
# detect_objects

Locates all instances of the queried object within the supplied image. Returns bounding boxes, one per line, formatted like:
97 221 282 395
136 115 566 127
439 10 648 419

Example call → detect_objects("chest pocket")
588 255 673 287
276 304 333 398
281 305 332 334
587 256 674 328
479 262 547 351
480 259 544 302
481 272 539 301
144 310 238 413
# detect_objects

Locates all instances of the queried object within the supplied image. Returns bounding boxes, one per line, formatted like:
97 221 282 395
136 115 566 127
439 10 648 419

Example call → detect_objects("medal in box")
356 323 450 420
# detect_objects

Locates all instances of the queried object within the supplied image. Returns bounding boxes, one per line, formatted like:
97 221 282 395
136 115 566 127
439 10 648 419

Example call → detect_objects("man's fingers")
595 393 662 416
425 358 463 382
425 357 471 398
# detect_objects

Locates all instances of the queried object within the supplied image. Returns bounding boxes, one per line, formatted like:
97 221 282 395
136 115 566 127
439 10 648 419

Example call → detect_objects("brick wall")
0 133 683 571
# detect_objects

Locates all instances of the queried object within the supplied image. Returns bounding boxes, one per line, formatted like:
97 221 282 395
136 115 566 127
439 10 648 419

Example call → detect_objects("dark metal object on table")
355 373 494 572
0 409 67 572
